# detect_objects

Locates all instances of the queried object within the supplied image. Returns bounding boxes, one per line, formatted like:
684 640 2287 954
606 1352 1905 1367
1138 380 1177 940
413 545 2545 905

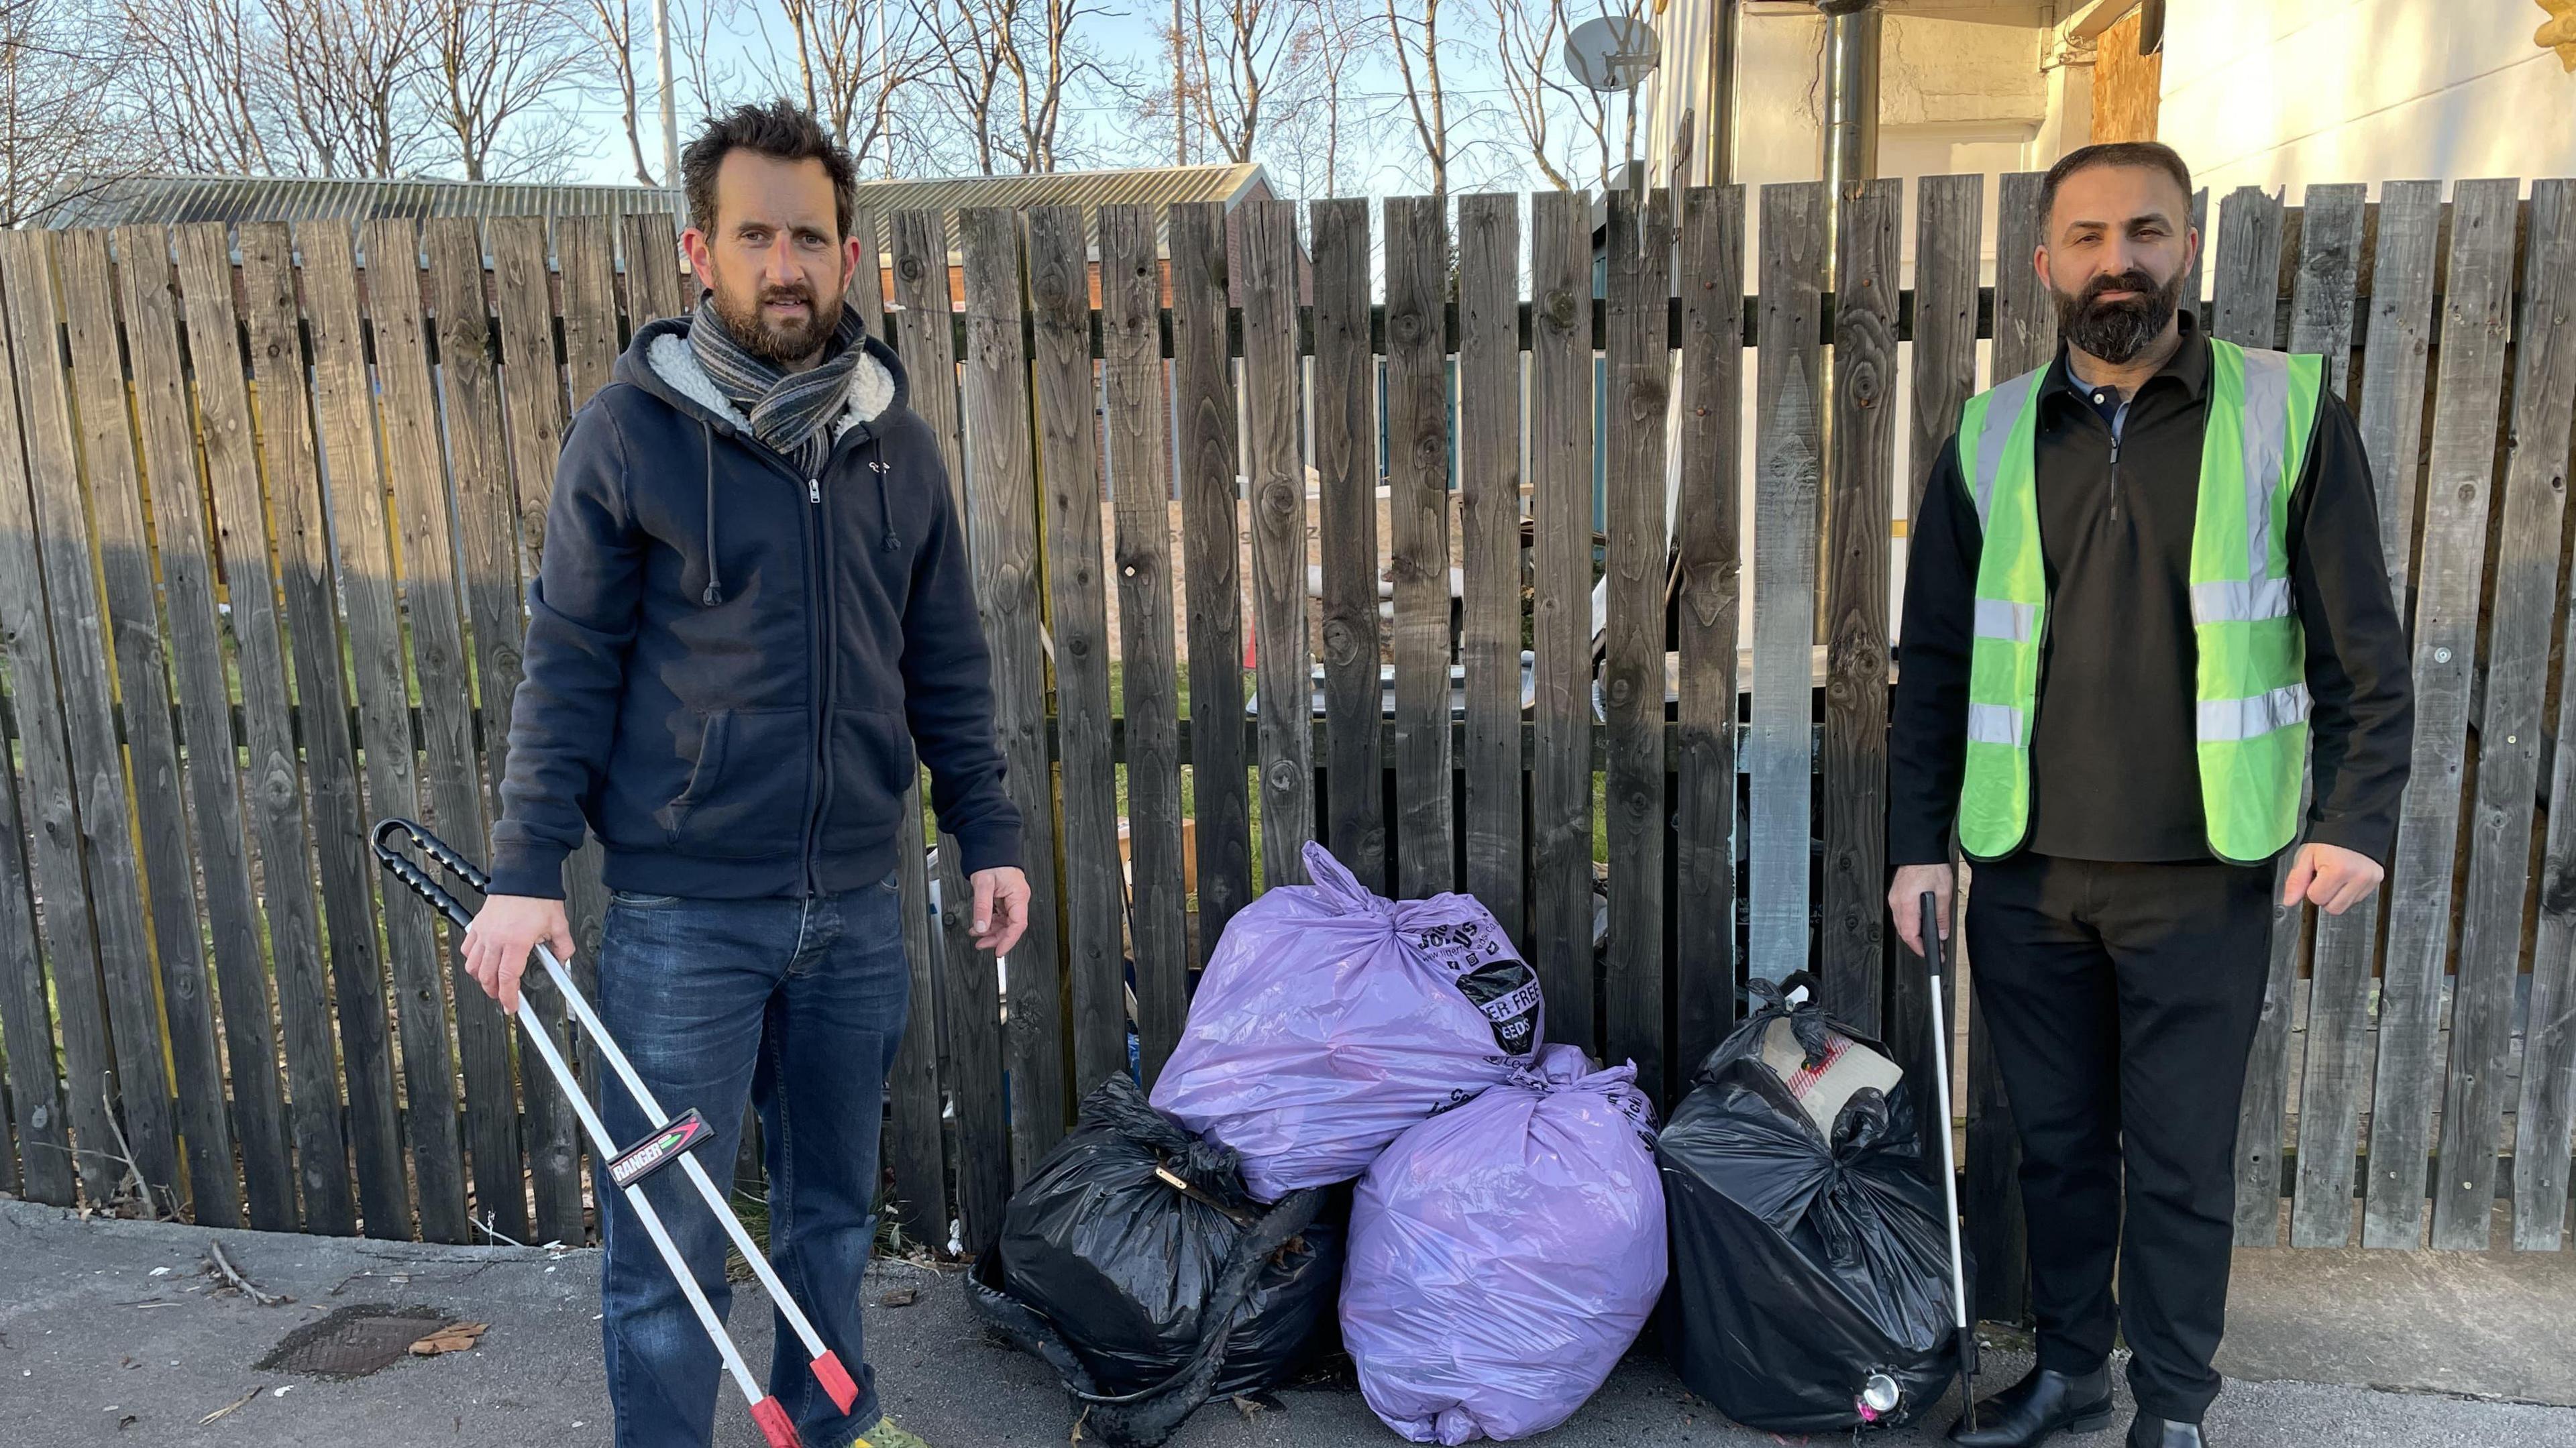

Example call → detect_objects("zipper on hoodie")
697 417 868 898
2107 398 2130 522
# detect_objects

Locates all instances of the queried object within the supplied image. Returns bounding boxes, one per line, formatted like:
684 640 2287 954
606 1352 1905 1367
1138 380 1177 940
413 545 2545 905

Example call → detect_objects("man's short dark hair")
2037 142 2194 235
682 101 859 243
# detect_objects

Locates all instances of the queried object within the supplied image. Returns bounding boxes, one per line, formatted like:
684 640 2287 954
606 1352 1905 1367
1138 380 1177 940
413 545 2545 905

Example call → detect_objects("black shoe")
2127 1417 2206 1448
1949 1363 2116 1446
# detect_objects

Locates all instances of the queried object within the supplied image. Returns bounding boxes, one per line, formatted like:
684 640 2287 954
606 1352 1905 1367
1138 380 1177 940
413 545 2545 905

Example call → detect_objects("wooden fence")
0 177 2571 1319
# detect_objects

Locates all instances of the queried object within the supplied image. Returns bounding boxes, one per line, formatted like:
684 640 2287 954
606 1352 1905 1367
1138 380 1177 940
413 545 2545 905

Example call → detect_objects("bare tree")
125 0 440 177
1002 0 1102 172
121 0 277 174
580 0 655 182
1244 0 1370 198
419 0 591 180
752 0 934 173
1485 0 1566 188
1 0 142 224
1301 0 1370 195
1180 0 1297 165
1487 0 1632 190
266 0 441 176
920 0 1109 174
1383 0 1454 197
920 0 1010 172
675 0 747 135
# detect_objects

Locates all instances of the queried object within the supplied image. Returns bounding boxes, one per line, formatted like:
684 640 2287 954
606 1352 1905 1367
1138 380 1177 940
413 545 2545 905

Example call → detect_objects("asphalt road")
3 1201 2571 1447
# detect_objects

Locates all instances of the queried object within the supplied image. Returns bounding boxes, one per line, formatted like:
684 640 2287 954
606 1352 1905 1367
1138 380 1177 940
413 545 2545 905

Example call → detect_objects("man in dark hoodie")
463 102 1022 1448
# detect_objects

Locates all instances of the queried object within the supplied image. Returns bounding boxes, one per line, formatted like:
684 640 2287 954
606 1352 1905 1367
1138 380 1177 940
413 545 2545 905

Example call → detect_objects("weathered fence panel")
1670 183 1746 1090
2291 179 2442 1249
2365 179 2520 1250
0 176 2569 1294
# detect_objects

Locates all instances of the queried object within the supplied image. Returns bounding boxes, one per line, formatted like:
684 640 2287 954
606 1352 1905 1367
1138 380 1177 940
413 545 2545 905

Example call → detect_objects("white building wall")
2156 0 2576 194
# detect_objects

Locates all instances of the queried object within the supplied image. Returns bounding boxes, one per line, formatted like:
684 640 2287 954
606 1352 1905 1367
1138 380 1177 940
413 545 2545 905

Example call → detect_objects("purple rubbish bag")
1150 841 1542 1202
1340 1044 1668 1445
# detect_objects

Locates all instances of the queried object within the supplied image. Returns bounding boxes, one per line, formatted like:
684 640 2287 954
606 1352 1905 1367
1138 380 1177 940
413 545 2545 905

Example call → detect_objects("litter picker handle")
372 818 480 930
1916 885 1980 1426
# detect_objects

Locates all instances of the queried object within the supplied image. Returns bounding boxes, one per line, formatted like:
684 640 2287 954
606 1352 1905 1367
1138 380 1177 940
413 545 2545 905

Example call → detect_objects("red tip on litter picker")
812 1351 859 1414
750 1396 803 1448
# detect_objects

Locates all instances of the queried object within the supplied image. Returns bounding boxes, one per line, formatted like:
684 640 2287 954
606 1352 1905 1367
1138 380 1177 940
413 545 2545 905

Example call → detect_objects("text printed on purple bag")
1409 918 1542 1056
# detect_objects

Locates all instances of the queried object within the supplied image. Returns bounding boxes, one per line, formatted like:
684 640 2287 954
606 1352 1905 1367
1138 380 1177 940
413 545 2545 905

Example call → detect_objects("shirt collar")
2041 307 2210 408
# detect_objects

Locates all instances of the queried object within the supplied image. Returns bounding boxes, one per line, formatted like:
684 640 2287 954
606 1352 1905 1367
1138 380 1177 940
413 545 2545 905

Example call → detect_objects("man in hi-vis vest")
1890 143 2414 1448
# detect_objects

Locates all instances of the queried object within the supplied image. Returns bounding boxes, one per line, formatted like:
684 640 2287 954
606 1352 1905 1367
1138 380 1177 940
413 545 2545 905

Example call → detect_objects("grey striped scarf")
686 294 869 476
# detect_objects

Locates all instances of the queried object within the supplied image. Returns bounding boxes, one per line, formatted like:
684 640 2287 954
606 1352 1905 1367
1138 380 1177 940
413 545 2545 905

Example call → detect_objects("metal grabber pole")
373 819 855 1448
1920 889 1980 1430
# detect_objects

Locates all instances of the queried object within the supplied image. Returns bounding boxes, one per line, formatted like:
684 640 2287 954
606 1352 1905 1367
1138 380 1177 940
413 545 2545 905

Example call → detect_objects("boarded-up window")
2093 7 2163 144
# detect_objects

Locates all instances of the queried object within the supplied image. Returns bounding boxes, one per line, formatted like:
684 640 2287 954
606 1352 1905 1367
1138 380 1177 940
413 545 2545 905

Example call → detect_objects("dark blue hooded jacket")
487 311 1020 900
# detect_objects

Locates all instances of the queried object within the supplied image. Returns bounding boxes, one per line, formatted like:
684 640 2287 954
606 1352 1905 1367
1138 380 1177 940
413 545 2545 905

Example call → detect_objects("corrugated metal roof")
854 162 1268 225
38 174 683 231
40 163 1273 238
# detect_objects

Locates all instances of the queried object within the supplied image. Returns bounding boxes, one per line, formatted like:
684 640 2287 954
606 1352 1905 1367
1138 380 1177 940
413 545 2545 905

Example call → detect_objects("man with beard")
466 101 1023 1448
1888 143 2412 1448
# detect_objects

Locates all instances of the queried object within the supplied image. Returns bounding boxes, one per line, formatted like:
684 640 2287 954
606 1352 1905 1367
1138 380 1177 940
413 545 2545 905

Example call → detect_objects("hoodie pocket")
659 707 811 857
819 707 916 851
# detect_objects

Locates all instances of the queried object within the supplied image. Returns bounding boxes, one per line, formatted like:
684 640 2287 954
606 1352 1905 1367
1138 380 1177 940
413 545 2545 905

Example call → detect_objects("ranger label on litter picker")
608 1107 716 1189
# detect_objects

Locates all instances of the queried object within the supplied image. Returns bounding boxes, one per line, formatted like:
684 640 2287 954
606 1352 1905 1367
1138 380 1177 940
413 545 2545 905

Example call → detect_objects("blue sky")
547 0 1649 200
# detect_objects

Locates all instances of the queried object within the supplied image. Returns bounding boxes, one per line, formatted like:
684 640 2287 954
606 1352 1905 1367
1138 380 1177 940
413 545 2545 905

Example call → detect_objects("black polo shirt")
1890 313 2414 867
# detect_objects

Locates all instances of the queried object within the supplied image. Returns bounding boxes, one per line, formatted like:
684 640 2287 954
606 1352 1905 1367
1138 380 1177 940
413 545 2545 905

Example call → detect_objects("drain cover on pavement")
257 1304 452 1379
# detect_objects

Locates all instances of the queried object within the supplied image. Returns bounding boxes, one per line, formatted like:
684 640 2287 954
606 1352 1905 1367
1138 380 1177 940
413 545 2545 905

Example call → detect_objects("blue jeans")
595 880 908 1448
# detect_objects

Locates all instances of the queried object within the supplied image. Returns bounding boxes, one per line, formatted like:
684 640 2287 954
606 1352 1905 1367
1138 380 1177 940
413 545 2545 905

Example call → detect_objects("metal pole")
1817 0 1882 201
655 0 682 190
1706 0 1740 186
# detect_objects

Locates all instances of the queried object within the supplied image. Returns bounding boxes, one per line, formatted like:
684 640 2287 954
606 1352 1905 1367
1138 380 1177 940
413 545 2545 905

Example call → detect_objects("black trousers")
1965 852 2273 1423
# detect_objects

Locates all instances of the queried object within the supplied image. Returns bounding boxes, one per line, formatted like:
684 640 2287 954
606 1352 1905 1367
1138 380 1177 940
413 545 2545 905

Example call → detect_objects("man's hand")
1890 862 1956 956
2283 842 2383 915
461 895 574 1013
970 867 1030 956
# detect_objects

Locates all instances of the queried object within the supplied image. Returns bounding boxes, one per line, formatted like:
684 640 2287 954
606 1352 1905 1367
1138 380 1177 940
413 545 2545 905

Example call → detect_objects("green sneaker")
849 1416 934 1448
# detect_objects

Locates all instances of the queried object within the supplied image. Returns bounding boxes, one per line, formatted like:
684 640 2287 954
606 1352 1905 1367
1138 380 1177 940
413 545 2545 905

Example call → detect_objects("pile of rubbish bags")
967 845 1963 1445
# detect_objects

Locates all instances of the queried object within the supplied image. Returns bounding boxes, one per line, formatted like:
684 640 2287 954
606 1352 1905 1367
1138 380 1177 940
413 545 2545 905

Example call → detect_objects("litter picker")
372 818 859 1448
1919 890 1980 1431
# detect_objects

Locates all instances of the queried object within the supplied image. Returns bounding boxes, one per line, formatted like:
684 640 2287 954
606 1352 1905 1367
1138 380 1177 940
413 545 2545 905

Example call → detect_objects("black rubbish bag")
1656 974 1966 1434
964 1073 1342 1446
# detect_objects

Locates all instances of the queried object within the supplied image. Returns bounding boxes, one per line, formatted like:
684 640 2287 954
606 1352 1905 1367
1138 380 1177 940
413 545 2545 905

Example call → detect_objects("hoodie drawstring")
700 419 724 606
872 434 902 553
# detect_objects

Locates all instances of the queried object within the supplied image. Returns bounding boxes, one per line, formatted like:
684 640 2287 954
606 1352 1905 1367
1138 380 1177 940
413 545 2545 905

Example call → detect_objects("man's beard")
2052 265 2185 364
709 276 844 366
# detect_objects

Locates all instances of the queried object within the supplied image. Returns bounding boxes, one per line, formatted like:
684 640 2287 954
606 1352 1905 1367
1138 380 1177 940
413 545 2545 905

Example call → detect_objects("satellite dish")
1564 15 1660 93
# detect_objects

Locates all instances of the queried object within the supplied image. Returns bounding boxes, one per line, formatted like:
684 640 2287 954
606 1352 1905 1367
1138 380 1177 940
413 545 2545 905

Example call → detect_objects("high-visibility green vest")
1955 337 2324 865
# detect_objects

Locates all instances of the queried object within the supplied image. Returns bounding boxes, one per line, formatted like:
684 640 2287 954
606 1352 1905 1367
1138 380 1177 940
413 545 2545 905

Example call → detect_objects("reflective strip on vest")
2190 577 2295 624
2200 683 2312 742
1955 337 2322 864
1968 703 2025 746
1974 598 2037 642
1970 368 2041 534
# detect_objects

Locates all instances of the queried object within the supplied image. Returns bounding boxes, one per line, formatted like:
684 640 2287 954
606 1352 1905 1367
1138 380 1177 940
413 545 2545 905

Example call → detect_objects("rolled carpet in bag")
1340 1044 1667 1445
1152 840 1544 1202
1656 975 1965 1433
